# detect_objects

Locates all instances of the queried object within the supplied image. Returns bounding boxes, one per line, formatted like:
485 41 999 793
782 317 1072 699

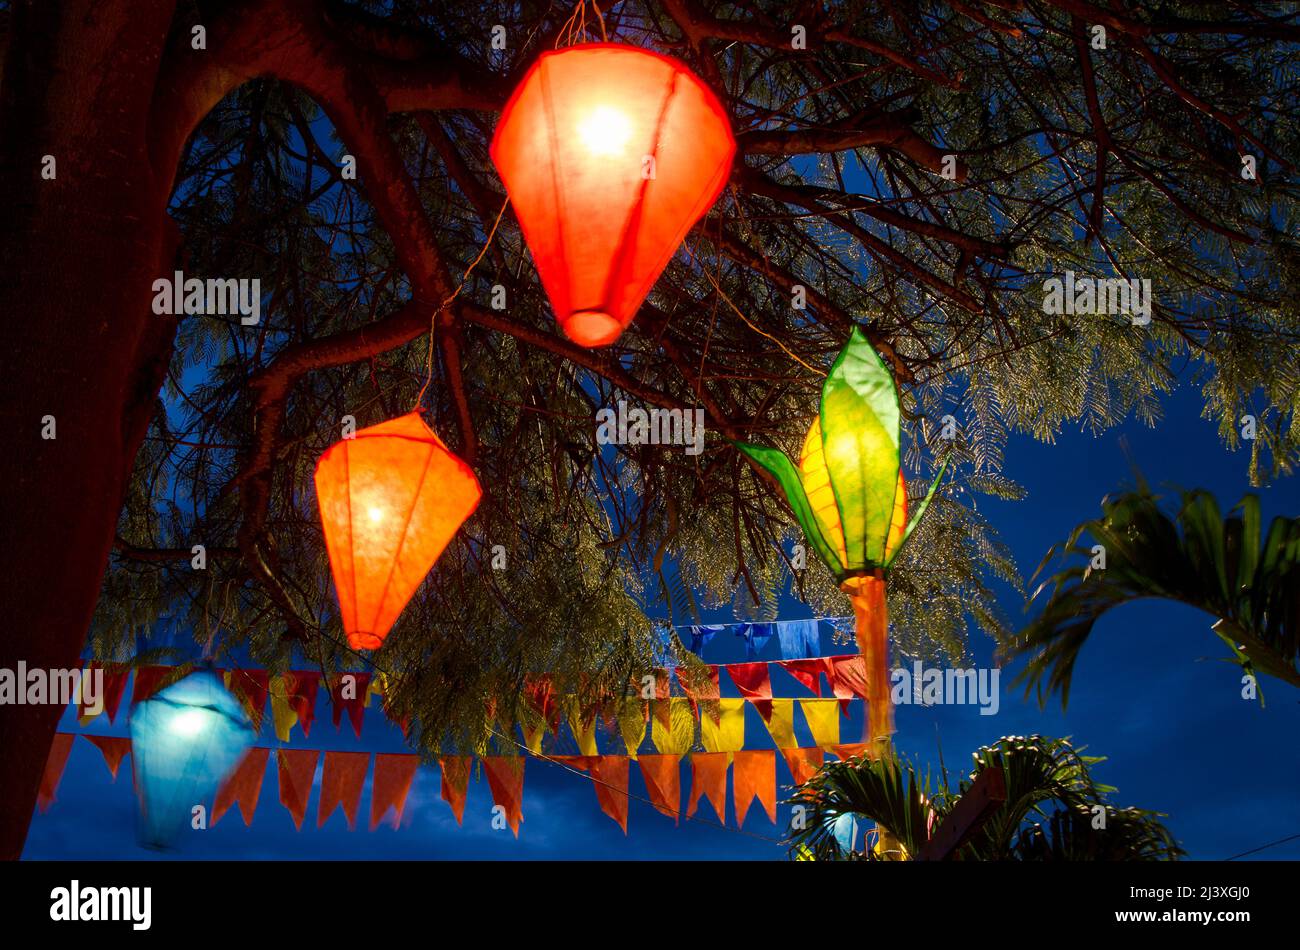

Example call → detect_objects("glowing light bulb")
169 708 209 738
576 105 632 156
368 506 385 524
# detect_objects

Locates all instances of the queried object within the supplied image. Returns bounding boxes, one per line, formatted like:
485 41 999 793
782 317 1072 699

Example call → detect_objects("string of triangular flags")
38 732 874 836
668 617 852 659
73 655 873 747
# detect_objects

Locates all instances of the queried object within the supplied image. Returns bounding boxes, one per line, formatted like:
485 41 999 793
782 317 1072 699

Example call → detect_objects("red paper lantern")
490 43 736 347
314 413 481 650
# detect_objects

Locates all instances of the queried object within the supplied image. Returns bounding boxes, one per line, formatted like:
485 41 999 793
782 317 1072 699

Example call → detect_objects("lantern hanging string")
684 239 825 377
414 196 510 411
556 0 607 48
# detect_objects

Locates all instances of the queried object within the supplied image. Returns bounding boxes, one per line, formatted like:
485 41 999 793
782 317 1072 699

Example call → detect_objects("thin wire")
685 239 825 376
1223 831 1300 861
413 196 510 410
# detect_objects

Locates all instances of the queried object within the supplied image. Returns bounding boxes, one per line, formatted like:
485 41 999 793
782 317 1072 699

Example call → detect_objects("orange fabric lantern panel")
491 43 736 347
314 413 481 650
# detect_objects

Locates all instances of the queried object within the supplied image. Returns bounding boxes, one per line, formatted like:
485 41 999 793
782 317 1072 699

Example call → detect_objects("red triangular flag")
79 663 130 724
318 751 370 829
589 756 630 834
482 756 525 837
37 733 75 813
675 665 720 721
781 747 824 786
638 755 682 823
831 743 872 761
213 747 270 826
370 753 419 830
227 669 270 732
727 662 773 721
524 675 562 734
781 658 830 697
130 666 171 706
286 671 321 738
328 672 371 738
84 734 131 782
830 655 869 714
733 750 777 828
276 749 319 830
437 756 470 826
382 698 412 737
687 751 729 824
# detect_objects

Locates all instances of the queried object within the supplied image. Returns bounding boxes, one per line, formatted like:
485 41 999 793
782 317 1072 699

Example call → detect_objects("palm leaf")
1013 485 1300 710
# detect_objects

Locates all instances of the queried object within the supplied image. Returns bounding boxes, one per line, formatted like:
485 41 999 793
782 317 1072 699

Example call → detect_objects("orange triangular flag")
781 747 824 786
687 751 730 824
84 735 131 782
831 743 872 761
286 671 322 738
436 755 470 826
213 747 270 826
588 756 629 834
637 754 682 823
226 669 270 732
318 751 370 829
733 750 777 829
130 665 171 706
369 753 419 830
328 672 371 738
277 749 319 830
482 756 525 837
79 663 131 725
37 733 75 813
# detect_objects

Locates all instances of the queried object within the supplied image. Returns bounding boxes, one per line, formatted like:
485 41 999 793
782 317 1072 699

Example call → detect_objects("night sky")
22 383 1300 860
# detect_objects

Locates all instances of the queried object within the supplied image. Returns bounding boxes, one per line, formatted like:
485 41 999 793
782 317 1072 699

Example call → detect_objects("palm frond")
1013 486 1300 708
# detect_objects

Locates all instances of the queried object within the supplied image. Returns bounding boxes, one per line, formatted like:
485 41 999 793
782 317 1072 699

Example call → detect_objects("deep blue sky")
23 381 1300 859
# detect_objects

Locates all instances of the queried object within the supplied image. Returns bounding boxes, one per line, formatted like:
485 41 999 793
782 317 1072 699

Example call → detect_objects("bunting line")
73 657 871 748
46 732 875 839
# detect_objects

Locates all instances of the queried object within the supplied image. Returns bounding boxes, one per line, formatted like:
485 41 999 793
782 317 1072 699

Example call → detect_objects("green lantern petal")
819 326 900 569
733 440 844 576
885 458 948 570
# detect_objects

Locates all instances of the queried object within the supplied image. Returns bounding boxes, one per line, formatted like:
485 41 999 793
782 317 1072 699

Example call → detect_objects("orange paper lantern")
490 43 736 347
314 413 481 650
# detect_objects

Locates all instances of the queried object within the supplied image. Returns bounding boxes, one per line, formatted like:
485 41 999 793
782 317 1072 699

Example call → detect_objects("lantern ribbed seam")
366 441 438 638
342 438 359 638
538 60 574 317
596 68 680 314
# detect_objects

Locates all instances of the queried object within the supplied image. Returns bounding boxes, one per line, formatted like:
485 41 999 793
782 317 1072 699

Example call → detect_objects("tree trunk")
0 0 177 859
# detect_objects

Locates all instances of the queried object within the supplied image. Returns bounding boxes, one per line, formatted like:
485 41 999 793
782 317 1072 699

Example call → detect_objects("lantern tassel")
842 571 905 858
841 572 891 753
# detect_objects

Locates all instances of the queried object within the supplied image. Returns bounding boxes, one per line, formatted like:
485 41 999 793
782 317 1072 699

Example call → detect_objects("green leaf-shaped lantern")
735 327 944 753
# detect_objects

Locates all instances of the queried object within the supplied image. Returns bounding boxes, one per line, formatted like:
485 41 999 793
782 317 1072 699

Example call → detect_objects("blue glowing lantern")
128 669 255 849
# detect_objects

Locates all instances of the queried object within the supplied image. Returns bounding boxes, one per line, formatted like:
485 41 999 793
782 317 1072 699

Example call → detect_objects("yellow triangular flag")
269 673 298 742
651 698 695 755
761 698 797 749
568 699 600 756
801 699 841 748
701 698 746 753
616 700 647 759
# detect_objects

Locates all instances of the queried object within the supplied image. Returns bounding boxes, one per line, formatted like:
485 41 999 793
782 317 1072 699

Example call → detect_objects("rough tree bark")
0 0 180 858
